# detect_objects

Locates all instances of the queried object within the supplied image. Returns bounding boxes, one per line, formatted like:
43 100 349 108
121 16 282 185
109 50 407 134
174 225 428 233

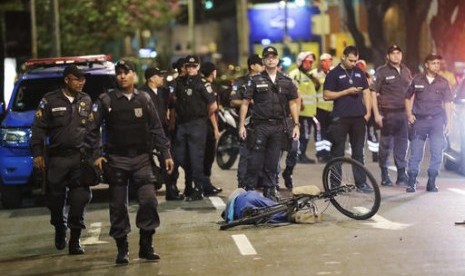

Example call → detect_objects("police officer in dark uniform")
200 61 223 195
323 45 373 192
238 46 300 201
371 45 412 187
90 59 174 264
139 66 184 200
171 55 218 201
31 65 93 255
230 54 264 188
405 53 453 193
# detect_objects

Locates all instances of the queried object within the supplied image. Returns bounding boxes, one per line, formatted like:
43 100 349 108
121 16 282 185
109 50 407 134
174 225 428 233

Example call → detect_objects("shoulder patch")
38 98 47 109
206 84 213 94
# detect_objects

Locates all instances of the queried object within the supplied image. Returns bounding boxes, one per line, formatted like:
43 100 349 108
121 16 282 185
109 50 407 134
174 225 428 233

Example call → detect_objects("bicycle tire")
216 130 239 170
220 204 289 230
322 157 380 220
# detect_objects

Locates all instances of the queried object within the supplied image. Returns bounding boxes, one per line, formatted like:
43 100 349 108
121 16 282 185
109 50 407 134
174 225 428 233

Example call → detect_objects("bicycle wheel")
216 130 239 170
220 204 289 230
322 157 380 220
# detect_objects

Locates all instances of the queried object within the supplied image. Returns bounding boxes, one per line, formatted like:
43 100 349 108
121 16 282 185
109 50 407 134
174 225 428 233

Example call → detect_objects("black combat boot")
54 227 67 250
115 236 129 265
185 183 203 201
263 186 279 202
165 182 184 201
69 229 85 255
406 171 417 193
139 230 160 261
380 167 393 186
282 166 294 190
426 169 439 192
396 167 409 186
203 183 223 197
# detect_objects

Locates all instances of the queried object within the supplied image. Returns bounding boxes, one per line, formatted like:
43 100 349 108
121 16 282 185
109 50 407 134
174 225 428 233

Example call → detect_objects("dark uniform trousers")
107 153 159 239
379 110 408 169
328 116 367 184
245 122 283 190
47 152 91 230
408 115 447 174
204 120 216 177
174 118 210 191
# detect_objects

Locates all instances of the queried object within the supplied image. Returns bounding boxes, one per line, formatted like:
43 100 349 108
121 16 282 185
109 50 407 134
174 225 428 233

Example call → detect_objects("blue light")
205 0 213 9
282 57 292 67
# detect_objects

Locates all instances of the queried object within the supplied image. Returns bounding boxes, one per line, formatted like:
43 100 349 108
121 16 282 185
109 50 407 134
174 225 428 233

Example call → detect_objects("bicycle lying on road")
220 157 381 230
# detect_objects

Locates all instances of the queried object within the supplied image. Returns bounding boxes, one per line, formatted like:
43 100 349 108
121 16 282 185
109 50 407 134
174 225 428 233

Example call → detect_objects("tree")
35 0 180 57
364 0 393 68
430 0 465 65
343 0 371 61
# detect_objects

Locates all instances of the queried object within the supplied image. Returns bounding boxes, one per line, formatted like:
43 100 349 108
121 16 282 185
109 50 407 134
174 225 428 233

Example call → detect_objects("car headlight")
0 128 31 147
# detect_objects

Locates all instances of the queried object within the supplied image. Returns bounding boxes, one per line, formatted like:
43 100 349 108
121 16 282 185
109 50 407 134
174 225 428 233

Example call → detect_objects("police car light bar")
25 55 112 70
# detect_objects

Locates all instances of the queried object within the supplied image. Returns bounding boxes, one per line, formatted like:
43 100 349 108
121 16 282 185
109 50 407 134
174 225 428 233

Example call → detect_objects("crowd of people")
30 43 456 264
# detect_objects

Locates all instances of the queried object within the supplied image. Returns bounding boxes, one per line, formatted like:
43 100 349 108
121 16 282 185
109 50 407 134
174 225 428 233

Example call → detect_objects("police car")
444 78 465 175
0 55 116 208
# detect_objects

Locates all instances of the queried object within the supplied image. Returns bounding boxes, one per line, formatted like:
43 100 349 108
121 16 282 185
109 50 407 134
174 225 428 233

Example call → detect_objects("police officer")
90 59 174 264
312 53 333 162
323 46 373 192
139 67 184 200
171 55 218 201
200 61 222 195
230 54 264 188
405 53 453 193
31 65 93 255
371 45 412 187
238 46 300 201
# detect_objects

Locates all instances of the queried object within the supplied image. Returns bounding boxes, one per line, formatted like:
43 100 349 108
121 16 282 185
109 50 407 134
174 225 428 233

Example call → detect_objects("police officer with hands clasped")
404 53 453 193
239 46 300 201
31 65 93 255
371 45 412 187
171 55 220 201
89 59 174 264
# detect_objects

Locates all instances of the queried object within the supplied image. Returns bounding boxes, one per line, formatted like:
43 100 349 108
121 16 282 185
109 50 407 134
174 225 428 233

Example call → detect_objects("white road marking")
354 207 411 230
81 222 108 245
209 196 226 209
232 234 257 255
448 188 465 196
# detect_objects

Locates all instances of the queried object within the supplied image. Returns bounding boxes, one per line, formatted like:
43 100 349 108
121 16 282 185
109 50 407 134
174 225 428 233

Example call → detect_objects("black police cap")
115 59 136 72
63 64 86 78
262 46 278 57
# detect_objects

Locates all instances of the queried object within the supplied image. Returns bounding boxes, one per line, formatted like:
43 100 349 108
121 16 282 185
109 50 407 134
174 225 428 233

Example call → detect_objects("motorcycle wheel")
216 130 240 170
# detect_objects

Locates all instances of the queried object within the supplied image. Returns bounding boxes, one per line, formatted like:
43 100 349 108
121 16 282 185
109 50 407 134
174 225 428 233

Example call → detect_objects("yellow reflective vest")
310 68 333 112
289 68 317 117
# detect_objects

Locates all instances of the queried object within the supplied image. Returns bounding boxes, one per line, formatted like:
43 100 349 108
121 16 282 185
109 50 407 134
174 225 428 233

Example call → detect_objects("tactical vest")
106 92 150 152
175 76 208 123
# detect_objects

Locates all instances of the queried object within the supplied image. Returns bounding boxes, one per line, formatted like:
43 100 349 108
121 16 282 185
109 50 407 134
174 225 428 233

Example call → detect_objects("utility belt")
252 118 284 126
49 147 81 157
107 148 148 157
380 107 405 113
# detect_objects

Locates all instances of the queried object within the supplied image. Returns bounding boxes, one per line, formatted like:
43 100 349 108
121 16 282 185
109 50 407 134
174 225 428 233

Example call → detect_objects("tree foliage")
35 0 180 56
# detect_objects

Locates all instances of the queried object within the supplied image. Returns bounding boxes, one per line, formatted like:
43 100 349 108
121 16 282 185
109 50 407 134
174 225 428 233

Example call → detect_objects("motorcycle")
216 106 241 170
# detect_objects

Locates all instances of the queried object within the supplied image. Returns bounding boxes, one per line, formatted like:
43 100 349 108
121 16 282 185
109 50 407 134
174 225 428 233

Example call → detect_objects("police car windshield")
12 75 117 111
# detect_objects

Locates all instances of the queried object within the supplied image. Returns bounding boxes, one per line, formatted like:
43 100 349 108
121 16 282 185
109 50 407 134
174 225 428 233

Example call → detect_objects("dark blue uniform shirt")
371 63 412 110
323 64 369 118
405 73 453 117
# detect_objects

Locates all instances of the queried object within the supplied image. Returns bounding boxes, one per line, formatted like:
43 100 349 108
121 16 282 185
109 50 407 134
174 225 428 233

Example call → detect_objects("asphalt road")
1 151 465 276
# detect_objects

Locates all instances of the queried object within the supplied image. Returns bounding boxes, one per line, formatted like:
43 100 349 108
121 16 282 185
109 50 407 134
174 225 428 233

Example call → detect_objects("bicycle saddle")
292 185 321 196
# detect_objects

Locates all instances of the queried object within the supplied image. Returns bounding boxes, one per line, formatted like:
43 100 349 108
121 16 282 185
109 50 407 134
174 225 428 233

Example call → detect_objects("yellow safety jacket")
289 68 317 118
310 68 333 112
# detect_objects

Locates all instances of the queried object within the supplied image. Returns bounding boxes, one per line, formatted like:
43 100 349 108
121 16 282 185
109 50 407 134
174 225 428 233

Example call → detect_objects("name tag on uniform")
338 75 347 79
52 107 67 112
414 85 425 89
386 75 395 80
355 73 361 78
134 108 143 118
256 84 268 88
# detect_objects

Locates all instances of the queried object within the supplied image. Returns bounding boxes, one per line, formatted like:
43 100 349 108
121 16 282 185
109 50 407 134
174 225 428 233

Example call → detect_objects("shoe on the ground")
356 183 374 193
203 185 223 196
185 189 204 201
